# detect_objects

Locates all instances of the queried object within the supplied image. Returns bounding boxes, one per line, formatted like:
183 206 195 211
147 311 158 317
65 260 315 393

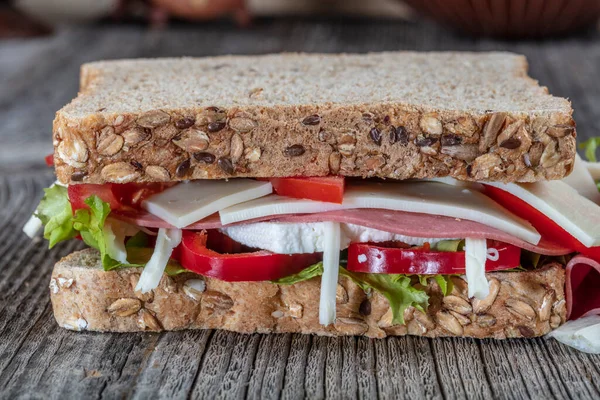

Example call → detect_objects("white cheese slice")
23 214 43 239
103 218 139 264
22 180 67 239
485 180 600 248
220 222 454 254
143 179 272 228
344 182 539 244
464 238 489 300
423 177 483 190
320 221 341 326
583 161 600 181
548 315 600 354
562 155 600 204
221 222 345 254
135 228 182 293
103 222 127 264
219 195 344 225
220 181 540 245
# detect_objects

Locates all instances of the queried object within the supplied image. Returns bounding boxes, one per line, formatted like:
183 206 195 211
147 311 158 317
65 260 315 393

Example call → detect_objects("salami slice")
566 256 600 320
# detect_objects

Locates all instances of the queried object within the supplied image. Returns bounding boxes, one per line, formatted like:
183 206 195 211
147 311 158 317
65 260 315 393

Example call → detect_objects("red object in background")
482 184 600 261
178 230 321 282
346 240 520 274
44 154 54 167
149 0 250 26
269 176 345 204
0 8 52 38
402 0 600 38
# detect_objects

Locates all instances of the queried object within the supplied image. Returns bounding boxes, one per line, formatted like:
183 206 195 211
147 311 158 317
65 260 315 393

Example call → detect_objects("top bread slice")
53 52 576 185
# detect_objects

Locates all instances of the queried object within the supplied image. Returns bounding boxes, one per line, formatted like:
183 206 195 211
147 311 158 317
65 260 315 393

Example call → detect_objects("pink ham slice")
113 209 224 230
566 255 600 319
111 208 571 256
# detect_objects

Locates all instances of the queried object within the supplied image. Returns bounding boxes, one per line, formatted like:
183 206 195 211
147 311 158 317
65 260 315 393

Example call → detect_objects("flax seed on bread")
53 52 576 185
50 249 566 338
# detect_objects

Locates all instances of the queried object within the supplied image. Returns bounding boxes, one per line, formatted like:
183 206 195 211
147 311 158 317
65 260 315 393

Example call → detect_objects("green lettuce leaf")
580 137 600 162
33 188 184 273
72 195 120 270
434 275 453 296
125 247 186 276
522 250 542 269
433 239 464 252
126 231 150 248
503 266 528 272
35 185 77 248
273 263 430 325
271 262 324 285
341 269 429 325
418 275 453 296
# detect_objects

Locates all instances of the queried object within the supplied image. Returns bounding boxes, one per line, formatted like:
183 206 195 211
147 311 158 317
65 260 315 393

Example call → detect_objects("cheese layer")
220 222 455 254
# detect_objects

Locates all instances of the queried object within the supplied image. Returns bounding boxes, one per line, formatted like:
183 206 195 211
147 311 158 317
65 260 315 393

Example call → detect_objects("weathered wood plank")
412 338 445 399
324 336 344 400
131 330 212 400
355 337 377 399
543 339 600 398
382 337 442 400
339 337 358 399
280 334 311 400
190 330 237 399
257 334 293 399
304 336 328 399
216 333 262 400
431 338 493 399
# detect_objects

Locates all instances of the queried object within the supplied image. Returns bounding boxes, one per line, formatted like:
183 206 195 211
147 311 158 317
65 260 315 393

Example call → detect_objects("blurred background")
0 0 599 170
3 0 600 38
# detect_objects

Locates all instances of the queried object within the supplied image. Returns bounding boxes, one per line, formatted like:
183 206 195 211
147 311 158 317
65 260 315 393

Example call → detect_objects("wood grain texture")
1 18 600 399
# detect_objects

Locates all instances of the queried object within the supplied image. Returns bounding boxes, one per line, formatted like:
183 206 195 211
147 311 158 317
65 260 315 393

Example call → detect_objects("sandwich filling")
25 140 600 348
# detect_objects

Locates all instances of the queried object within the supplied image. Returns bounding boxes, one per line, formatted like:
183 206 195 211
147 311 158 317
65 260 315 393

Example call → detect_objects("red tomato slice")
269 176 345 203
346 240 521 274
68 184 122 211
68 182 173 212
179 230 322 281
117 182 175 207
44 154 54 167
482 184 600 260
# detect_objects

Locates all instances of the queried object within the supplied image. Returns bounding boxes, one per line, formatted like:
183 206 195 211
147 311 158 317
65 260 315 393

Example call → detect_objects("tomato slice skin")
346 240 521 274
45 154 54 167
269 176 345 203
117 182 175 207
482 184 600 260
67 182 173 212
179 230 322 282
68 183 122 211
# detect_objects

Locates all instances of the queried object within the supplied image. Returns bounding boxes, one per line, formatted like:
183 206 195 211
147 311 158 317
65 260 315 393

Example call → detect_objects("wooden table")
1 18 600 399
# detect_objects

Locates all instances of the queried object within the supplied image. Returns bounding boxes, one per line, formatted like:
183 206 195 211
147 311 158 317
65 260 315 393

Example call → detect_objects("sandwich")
23 52 600 352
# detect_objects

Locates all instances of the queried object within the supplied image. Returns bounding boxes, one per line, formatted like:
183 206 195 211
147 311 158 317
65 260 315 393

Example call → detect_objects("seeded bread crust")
50 249 566 338
53 52 576 185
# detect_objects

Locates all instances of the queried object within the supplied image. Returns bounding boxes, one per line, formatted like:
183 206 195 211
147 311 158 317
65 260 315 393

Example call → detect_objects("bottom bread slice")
50 249 566 338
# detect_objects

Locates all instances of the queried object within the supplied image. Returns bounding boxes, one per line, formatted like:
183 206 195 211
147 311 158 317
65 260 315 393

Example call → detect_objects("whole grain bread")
53 52 576 185
51 249 566 338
